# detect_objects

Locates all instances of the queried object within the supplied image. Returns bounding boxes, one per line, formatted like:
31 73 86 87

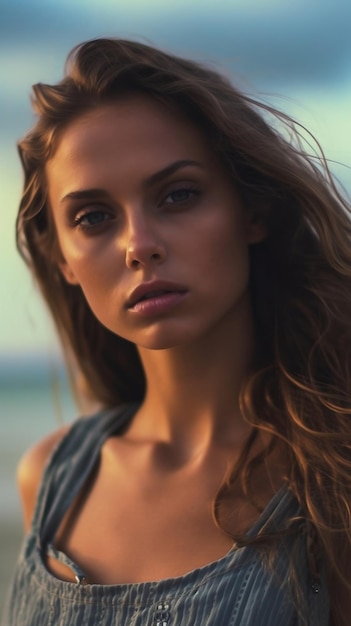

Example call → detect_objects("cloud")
1 0 350 88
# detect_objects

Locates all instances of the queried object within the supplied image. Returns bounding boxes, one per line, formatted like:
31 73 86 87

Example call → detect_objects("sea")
0 355 77 613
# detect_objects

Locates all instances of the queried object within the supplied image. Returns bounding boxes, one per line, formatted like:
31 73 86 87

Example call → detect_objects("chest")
48 450 264 585
11 532 320 626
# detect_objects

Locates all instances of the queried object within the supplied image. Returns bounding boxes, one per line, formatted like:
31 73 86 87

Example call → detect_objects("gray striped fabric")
2 405 330 625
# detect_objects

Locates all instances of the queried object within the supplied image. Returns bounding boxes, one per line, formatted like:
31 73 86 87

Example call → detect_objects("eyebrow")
143 159 203 188
60 159 203 204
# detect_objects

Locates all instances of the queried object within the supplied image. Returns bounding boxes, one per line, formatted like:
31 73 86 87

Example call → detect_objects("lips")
126 280 187 309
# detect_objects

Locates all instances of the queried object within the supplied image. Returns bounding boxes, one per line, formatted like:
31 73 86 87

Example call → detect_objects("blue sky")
1 0 351 360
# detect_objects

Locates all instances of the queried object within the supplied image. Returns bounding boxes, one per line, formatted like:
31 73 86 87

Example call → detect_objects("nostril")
126 241 166 269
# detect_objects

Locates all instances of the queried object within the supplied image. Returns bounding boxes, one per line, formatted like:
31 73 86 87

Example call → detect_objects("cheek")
60 249 116 322
75 273 120 334
59 235 118 288
78 262 115 304
198 216 250 281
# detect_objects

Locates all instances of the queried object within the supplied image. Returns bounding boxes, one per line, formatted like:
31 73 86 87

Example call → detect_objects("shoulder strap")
31 403 138 547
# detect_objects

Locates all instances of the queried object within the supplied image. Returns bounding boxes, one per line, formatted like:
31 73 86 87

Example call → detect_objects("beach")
0 360 76 613
0 518 22 615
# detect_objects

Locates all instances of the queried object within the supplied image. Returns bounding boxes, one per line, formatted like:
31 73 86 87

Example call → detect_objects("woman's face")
46 96 264 350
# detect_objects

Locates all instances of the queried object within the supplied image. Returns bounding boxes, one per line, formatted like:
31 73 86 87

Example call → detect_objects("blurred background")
1 0 350 612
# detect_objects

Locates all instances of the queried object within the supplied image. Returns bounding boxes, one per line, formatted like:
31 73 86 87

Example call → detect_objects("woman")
3 38 351 625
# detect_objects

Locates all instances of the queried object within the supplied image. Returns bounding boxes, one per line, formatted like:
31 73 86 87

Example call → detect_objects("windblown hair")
17 37 351 617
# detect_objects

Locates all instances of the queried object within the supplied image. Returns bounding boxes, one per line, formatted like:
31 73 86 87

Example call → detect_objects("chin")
111 316 213 352
134 335 184 352
124 324 199 352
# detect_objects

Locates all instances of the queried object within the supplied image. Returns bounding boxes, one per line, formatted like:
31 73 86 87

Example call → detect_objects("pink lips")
126 280 188 316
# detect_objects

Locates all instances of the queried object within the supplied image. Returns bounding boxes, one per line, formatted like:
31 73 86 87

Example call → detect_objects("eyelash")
162 186 200 205
73 208 111 231
72 185 201 232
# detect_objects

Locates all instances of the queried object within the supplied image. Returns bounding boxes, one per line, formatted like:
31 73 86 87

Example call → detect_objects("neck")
131 296 255 457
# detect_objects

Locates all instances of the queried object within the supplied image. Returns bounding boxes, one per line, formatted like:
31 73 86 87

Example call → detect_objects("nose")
124 212 166 270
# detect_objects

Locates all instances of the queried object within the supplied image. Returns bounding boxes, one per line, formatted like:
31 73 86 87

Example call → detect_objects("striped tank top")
2 404 330 625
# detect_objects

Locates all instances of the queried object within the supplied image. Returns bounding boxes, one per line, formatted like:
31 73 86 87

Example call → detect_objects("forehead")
45 96 221 205
48 96 212 173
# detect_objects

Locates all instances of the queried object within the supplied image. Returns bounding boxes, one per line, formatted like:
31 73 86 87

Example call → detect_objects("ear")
58 261 80 285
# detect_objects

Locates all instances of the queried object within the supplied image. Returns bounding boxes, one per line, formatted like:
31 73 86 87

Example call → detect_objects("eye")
74 208 112 230
163 187 200 205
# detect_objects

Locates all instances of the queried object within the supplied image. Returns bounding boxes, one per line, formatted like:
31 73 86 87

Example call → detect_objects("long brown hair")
17 38 351 616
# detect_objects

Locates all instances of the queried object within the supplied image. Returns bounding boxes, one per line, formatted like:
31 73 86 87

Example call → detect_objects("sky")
1 0 351 362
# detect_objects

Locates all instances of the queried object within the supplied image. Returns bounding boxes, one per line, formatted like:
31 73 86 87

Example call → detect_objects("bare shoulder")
17 424 71 532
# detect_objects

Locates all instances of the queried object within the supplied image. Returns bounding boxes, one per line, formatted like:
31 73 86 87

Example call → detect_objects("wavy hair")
17 37 351 618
